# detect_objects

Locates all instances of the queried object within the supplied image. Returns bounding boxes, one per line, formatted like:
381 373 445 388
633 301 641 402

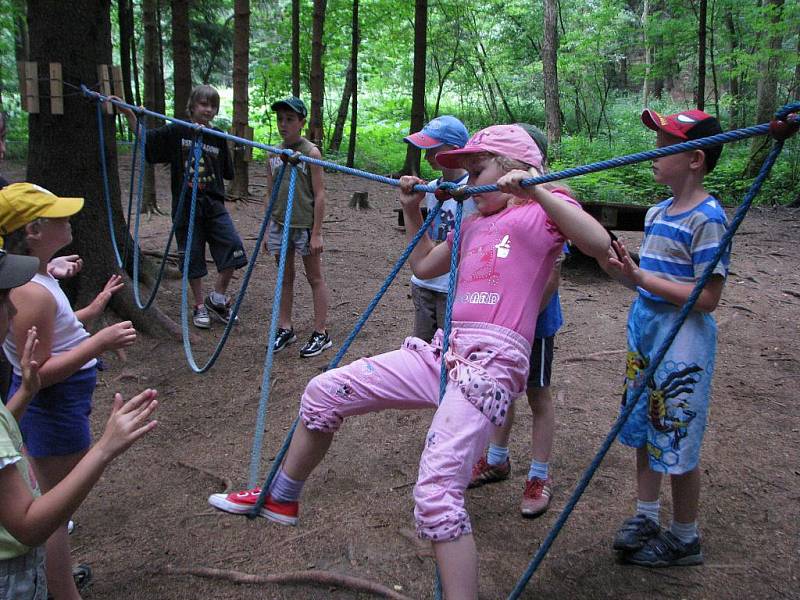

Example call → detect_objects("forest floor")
4 156 799 599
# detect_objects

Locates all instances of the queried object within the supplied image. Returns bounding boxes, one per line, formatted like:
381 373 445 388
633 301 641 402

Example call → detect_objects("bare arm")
308 147 327 255
497 171 611 264
10 284 136 389
538 255 563 313
605 239 724 311
0 389 158 547
398 176 451 279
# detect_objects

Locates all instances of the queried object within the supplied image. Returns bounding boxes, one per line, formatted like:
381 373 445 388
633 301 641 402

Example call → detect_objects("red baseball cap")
641 108 722 140
436 125 543 170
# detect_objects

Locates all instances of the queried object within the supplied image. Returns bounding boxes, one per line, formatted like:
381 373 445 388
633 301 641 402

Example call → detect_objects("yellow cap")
0 183 84 241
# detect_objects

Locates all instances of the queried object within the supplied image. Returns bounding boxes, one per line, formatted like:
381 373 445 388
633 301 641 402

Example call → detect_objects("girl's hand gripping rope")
398 176 427 210
496 168 540 202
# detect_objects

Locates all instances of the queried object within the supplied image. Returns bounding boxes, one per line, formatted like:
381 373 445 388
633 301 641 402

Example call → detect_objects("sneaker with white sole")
208 488 299 526
273 327 297 353
193 304 211 329
520 476 553 518
204 294 239 325
299 330 332 358
624 530 703 567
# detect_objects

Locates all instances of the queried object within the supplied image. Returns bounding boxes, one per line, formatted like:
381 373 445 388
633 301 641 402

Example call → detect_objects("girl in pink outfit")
210 125 611 599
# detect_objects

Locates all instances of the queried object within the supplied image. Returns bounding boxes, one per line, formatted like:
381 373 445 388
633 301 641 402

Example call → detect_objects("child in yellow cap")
0 182 139 597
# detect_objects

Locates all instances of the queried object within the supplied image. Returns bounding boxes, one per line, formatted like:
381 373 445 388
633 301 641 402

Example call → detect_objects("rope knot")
769 113 799 142
280 151 303 166
434 182 471 202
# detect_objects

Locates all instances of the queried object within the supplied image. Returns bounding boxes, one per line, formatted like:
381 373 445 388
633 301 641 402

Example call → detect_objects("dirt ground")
4 156 799 599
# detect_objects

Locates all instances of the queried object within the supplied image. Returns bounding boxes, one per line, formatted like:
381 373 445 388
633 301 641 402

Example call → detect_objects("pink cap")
436 125 543 170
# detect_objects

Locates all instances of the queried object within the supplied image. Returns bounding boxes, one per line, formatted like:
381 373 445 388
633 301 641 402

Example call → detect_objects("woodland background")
1 0 798 210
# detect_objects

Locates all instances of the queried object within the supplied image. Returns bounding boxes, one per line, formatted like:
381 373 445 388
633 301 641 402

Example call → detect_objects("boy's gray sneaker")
273 327 297 353
204 294 239 325
612 514 661 551
299 330 332 358
193 304 211 329
624 530 703 567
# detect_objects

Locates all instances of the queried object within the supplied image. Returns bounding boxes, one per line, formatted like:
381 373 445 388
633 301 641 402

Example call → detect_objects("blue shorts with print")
618 296 716 475
11 367 97 458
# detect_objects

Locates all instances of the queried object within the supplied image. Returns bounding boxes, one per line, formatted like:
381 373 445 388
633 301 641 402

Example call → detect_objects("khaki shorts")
267 221 311 256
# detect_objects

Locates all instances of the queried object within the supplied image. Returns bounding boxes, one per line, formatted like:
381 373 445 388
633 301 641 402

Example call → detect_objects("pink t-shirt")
446 192 578 343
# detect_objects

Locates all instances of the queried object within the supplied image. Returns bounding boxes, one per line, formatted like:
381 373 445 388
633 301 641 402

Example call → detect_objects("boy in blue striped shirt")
605 109 728 567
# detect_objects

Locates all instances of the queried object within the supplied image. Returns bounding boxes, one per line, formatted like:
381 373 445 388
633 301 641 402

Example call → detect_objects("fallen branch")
176 461 232 493
160 565 412 600
563 349 626 363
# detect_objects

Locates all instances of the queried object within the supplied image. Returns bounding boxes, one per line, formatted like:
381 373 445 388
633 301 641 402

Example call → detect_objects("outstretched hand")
96 389 158 461
48 255 83 280
605 239 642 285
18 327 41 399
92 274 125 313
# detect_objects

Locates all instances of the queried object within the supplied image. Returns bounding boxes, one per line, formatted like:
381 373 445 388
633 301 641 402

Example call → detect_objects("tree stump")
349 191 370 210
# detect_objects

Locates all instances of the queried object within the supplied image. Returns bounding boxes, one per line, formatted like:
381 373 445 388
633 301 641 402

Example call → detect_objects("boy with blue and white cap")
403 116 476 341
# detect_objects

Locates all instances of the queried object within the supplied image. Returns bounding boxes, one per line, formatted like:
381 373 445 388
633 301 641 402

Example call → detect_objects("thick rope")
507 115 794 599
177 131 273 374
249 204 442 516
95 101 124 267
247 163 297 488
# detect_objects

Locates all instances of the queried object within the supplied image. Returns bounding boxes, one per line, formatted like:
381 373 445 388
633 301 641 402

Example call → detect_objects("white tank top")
3 273 97 376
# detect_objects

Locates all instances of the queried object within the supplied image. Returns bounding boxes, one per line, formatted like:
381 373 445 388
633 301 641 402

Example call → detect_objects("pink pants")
300 321 530 541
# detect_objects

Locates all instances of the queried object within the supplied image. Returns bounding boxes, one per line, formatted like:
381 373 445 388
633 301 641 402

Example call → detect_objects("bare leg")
636 446 663 502
301 253 330 333
671 466 700 524
433 535 479 600
189 277 204 307
274 248 296 330
30 453 85 600
486 400 514 447
527 386 554 463
213 267 235 296
280 423 334 482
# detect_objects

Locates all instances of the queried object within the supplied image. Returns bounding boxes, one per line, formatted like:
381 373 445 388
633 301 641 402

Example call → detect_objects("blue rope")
249 204 442 516
130 120 195 310
121 118 142 269
177 131 273 374
438 202 463 400
247 162 297 488
95 101 124 267
506 137 790 600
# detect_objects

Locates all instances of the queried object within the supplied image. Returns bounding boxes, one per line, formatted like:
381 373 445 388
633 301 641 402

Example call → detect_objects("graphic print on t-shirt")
181 138 219 189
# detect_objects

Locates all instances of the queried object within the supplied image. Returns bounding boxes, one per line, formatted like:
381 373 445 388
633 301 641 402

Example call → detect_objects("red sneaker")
208 488 299 526
468 455 511 489
520 476 553 519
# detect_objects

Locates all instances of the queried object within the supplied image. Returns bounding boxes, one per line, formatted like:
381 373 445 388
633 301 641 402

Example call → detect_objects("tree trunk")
229 0 250 199
695 0 707 110
155 0 167 116
142 0 160 214
328 63 353 154
291 0 300 97
641 0 651 106
25 0 176 336
129 0 142 106
746 0 784 178
724 7 739 129
542 0 562 146
402 0 427 176
346 0 359 168
171 0 192 119
117 0 135 116
308 0 327 147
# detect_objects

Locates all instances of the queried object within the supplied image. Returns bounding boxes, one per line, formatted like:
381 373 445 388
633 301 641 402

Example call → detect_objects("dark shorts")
527 335 554 389
411 283 448 342
11 367 97 458
174 194 248 280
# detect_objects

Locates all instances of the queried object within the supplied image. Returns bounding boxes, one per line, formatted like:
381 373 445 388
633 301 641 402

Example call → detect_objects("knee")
299 372 343 432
